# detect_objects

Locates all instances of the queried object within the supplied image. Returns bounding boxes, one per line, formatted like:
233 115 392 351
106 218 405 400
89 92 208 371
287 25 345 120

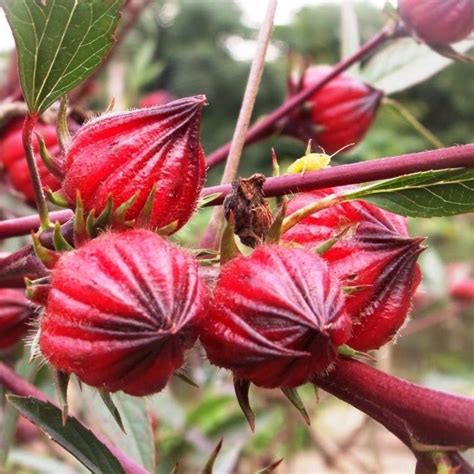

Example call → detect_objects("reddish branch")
205 23 397 168
0 362 148 474
22 113 51 230
0 220 74 288
202 143 474 205
314 358 474 473
0 210 73 240
1 143 473 241
0 245 47 288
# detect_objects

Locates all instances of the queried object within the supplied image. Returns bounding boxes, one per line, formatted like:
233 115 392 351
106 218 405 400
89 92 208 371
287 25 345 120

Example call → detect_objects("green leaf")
0 356 38 466
361 38 474 94
112 393 156 473
80 387 155 472
339 1 360 75
7 396 125 474
2 0 122 114
347 168 474 217
9 448 81 474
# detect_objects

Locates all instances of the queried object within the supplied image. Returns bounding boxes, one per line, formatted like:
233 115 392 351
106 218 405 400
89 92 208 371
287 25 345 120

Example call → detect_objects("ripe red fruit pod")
200 245 351 389
283 188 424 351
39 230 207 396
450 280 474 302
283 66 383 155
447 263 474 302
139 90 176 108
0 289 35 350
0 51 21 100
0 119 61 203
61 96 207 232
399 0 474 45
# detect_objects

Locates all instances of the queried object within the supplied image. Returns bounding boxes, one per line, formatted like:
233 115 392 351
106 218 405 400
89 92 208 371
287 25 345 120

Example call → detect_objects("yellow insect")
287 141 354 175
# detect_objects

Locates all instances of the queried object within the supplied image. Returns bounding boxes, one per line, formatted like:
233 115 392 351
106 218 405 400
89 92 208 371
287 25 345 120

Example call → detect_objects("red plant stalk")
313 358 474 472
0 210 73 239
1 143 473 240
205 23 397 168
0 221 75 288
0 362 148 474
21 113 50 230
202 143 474 205
0 245 48 288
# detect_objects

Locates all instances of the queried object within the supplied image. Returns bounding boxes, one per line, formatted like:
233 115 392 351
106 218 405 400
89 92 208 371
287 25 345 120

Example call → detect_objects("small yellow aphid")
287 152 331 174
287 140 354 175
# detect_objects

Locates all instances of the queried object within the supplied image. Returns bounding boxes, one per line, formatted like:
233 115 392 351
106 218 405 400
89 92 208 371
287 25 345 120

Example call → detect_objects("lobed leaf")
361 38 474 95
348 168 474 217
112 393 156 473
7 396 125 474
2 0 122 113
339 1 360 75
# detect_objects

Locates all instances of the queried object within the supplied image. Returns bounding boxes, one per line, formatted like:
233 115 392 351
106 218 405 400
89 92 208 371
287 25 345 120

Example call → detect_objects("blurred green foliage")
2 1 473 472
131 1 473 469
123 0 473 178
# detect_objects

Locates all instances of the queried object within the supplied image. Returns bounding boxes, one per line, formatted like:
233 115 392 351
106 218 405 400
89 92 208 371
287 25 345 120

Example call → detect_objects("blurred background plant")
0 0 473 472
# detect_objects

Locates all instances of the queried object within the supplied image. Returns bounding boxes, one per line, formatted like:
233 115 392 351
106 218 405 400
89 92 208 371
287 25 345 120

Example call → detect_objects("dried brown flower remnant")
223 173 273 248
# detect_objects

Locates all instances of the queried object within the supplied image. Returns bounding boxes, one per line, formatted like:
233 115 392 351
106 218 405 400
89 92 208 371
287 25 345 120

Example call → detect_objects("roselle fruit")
62 96 206 232
139 90 176 108
0 289 35 349
399 0 474 45
450 280 474 302
0 120 61 203
200 246 350 388
283 188 424 351
283 66 383 154
447 263 474 302
39 230 207 396
0 52 21 100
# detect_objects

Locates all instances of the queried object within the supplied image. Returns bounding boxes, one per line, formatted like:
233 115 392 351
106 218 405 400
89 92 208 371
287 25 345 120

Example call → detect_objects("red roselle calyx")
0 52 21 100
0 289 35 349
62 96 206 232
200 246 351 388
399 0 474 45
39 230 207 396
0 120 61 204
447 263 474 302
283 188 424 351
282 65 383 154
139 90 176 108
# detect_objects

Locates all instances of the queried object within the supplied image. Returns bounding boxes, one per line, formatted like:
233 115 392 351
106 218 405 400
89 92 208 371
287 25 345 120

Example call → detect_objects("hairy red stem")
314 358 474 472
0 220 74 288
205 25 394 168
0 210 73 239
0 362 148 474
202 143 474 205
22 113 51 230
0 245 47 286
1 143 473 244
1 144 473 241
